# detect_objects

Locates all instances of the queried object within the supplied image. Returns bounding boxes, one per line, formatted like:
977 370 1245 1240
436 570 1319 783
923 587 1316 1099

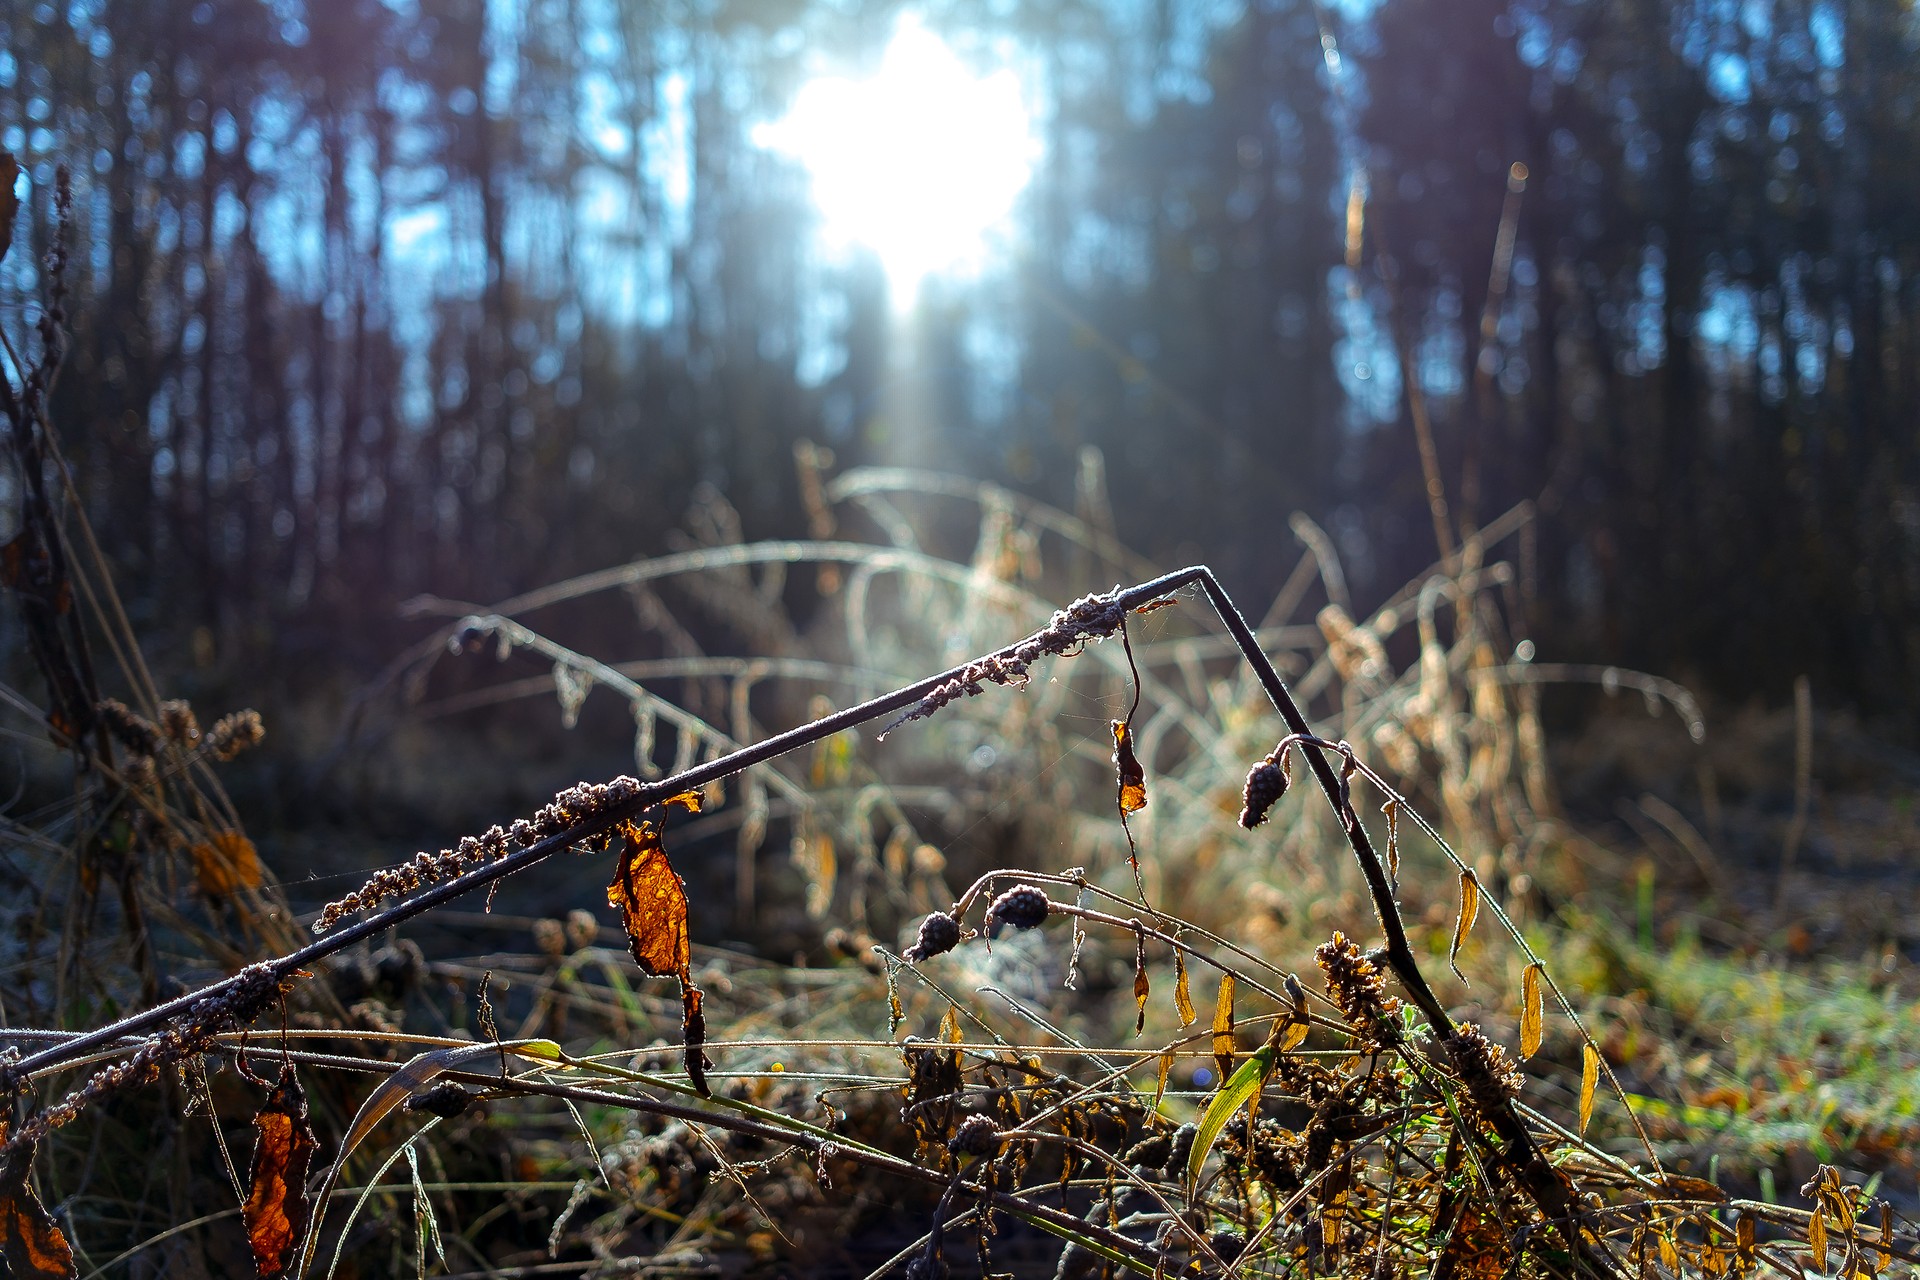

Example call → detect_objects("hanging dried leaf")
1448 868 1481 981
1578 1042 1599 1135
1131 923 1149 1035
606 796 711 1095
1382 798 1401 887
0 1141 75 1280
190 831 265 898
940 1004 963 1046
1111 719 1147 814
1808 1202 1828 1271
1519 962 1544 1059
1211 973 1236 1081
243 1064 318 1279
1154 1050 1174 1110
681 986 710 1096
1172 950 1196 1027
608 820 690 980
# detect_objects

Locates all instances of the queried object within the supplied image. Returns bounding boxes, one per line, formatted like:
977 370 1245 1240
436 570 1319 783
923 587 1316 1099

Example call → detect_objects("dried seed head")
564 909 599 950
1315 931 1401 1044
984 884 1050 934
533 918 567 957
1445 1022 1524 1119
96 699 161 758
904 911 961 962
1164 1123 1199 1177
158 700 200 745
1210 1231 1248 1264
205 710 265 761
1239 756 1288 829
1123 1131 1173 1170
947 1113 1004 1158
406 1082 477 1119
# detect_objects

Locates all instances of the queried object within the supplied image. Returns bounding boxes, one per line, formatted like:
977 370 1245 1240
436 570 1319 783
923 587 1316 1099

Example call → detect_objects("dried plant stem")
10 567 1620 1275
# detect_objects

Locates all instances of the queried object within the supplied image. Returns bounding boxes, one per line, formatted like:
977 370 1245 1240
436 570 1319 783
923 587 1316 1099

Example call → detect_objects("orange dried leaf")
1211 973 1236 1081
1173 950 1196 1027
0 1142 75 1279
242 1064 317 1279
1154 1050 1174 1109
663 790 703 814
607 817 710 1096
1111 720 1147 814
1448 868 1480 981
1519 962 1544 1059
1579 1042 1599 1135
1808 1203 1828 1271
1132 926 1149 1035
607 821 690 981
190 832 264 898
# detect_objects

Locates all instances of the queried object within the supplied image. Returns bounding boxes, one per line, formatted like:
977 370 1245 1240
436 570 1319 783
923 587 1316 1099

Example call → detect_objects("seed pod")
1239 757 1288 829
405 1083 477 1119
904 911 962 961
984 885 1050 934
947 1113 1004 1158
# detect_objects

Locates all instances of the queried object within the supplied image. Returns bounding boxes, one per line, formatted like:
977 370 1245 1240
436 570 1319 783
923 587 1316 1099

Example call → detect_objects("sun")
754 18 1040 307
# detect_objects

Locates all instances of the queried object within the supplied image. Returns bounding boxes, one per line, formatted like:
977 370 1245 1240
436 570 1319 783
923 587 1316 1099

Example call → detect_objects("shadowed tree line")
2 0 1917 726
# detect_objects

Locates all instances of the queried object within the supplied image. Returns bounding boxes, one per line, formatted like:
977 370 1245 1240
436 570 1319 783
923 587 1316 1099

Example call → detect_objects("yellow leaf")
1210 974 1236 1082
190 831 264 898
1656 1229 1679 1271
1154 1050 1174 1110
1173 950 1196 1027
1519 962 1544 1059
1449 868 1480 981
1809 1203 1828 1272
1579 1042 1599 1135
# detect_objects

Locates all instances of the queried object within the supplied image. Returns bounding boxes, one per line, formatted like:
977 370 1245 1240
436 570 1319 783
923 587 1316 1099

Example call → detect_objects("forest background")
4 0 1916 730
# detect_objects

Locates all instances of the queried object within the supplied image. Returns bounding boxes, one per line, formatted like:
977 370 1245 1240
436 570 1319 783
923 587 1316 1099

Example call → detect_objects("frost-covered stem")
12 567 1204 1082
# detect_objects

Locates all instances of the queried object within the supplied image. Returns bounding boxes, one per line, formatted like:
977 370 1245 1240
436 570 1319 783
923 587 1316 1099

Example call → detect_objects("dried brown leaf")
607 820 690 981
1111 719 1147 814
1132 924 1149 1035
1519 962 1544 1059
0 1141 75 1279
190 831 264 898
1448 868 1480 981
243 1064 317 1278
1211 973 1236 1081
1173 950 1196 1027
1809 1203 1828 1273
606 798 711 1095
